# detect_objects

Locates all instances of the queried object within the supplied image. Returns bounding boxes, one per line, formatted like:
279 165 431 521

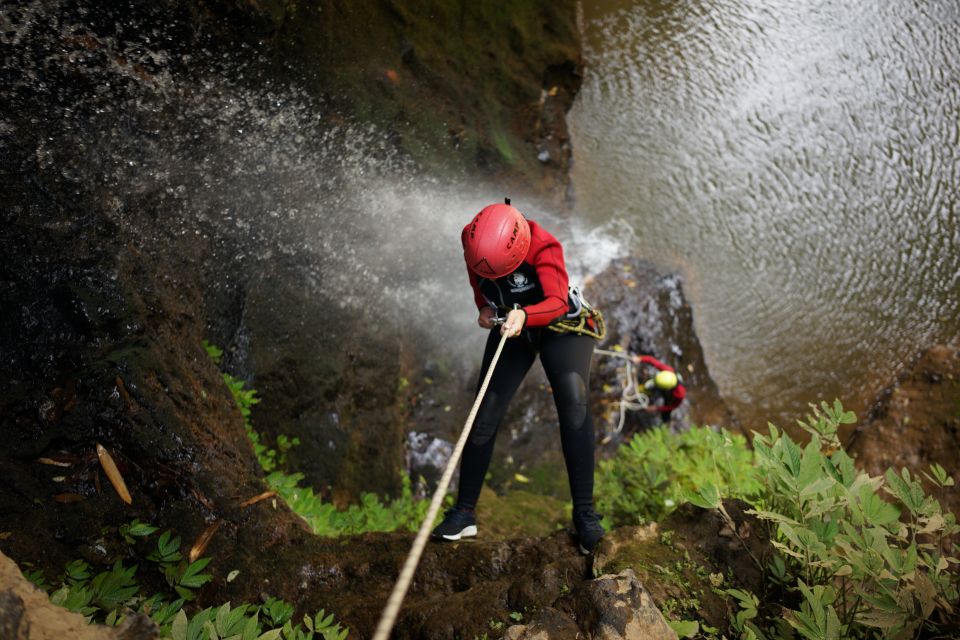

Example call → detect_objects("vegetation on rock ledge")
205 341 434 537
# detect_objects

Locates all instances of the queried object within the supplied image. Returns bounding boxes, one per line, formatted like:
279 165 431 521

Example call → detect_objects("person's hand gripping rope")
482 305 525 337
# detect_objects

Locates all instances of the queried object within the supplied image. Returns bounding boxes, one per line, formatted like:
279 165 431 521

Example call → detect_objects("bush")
596 425 761 526
689 401 960 639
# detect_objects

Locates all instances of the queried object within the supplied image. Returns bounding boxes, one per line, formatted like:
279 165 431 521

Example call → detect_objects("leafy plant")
202 340 224 365
265 470 433 537
120 518 160 544
24 567 49 591
148 531 184 568
262 597 295 628
89 560 139 612
703 401 959 639
203 341 432 538
596 424 760 526
666 619 699 638
62 559 93 585
166 601 348 640
35 523 349 638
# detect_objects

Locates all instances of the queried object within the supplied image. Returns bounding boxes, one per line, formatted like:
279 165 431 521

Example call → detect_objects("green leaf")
202 620 221 640
215 603 232 635
747 508 799 526
179 557 213 588
860 489 901 528
884 468 926 514
51 584 95 615
242 614 261 640
800 476 835 499
779 522 806 551
798 440 824 489
856 609 907 629
667 620 699 637
122 519 159 539
171 610 189 640
63 559 92 584
90 561 139 611
683 483 721 510
826 449 858 488
725 588 759 615
771 540 805 560
150 531 183 567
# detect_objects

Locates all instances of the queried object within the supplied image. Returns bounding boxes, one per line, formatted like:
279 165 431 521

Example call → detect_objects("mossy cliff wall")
207 0 582 199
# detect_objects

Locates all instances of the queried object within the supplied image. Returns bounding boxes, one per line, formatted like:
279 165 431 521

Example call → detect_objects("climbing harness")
593 348 649 433
372 330 511 640
488 285 606 340
547 285 607 340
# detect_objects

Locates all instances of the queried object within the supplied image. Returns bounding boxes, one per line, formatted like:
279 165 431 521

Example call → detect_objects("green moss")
600 537 676 577
474 487 568 539
487 452 570 499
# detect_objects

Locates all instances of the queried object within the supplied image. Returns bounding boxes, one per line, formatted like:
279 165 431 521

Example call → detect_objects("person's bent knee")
555 371 588 431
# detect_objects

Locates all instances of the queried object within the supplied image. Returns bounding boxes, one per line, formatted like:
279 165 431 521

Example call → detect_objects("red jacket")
638 355 686 412
463 220 569 329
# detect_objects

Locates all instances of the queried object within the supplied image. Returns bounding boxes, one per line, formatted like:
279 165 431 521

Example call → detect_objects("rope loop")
594 348 650 433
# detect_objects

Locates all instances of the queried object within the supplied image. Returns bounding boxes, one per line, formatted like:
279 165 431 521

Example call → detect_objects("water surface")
569 0 960 430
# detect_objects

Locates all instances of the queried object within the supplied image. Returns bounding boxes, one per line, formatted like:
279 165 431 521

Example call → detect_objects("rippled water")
568 0 960 430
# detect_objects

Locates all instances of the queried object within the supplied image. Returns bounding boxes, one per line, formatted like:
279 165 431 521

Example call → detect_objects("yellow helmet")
654 370 678 390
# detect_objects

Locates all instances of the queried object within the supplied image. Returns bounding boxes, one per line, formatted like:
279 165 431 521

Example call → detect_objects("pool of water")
568 0 960 430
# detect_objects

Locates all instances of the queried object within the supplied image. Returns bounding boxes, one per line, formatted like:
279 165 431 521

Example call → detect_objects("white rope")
593 348 649 433
372 330 511 640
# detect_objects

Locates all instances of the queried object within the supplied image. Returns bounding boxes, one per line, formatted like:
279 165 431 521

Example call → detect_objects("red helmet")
462 203 531 278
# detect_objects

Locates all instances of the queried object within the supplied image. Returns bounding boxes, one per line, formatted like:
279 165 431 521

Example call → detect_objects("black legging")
457 329 596 511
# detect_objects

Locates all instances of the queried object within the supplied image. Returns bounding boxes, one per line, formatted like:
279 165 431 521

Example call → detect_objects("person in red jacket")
431 200 605 554
632 354 686 422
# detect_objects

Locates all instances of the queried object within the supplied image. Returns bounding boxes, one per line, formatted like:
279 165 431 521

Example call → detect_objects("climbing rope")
372 330 511 640
593 348 649 433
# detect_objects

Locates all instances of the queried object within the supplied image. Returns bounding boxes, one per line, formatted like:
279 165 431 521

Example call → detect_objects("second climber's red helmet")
462 202 531 279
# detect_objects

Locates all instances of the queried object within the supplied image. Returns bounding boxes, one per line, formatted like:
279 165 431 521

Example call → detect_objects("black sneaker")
431 506 478 541
572 508 605 554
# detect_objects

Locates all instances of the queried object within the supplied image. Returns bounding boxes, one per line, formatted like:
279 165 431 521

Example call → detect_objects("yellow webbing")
547 307 607 340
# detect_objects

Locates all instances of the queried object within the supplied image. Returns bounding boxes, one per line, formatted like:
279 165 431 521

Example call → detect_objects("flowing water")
568 0 960 430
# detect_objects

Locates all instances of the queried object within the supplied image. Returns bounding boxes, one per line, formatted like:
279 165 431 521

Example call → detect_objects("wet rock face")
585 257 740 436
208 262 408 499
3 0 583 505
227 1 583 202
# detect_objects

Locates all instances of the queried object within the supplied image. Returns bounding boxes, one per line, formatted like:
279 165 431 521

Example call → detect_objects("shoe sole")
438 525 477 541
